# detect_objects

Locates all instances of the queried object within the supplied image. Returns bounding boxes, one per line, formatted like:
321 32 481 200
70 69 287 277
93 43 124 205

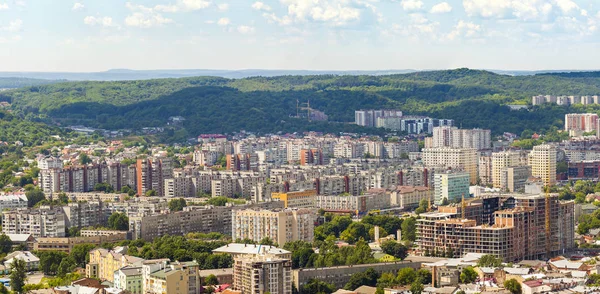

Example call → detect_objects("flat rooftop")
212 243 291 256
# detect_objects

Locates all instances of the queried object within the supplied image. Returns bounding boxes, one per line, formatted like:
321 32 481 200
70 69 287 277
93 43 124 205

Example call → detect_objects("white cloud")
217 17 230 26
462 0 557 21
84 16 115 27
72 2 84 11
1 19 22 32
252 1 271 11
217 3 229 11
553 0 578 14
125 12 173 28
237 25 255 34
154 0 211 13
430 2 452 14
0 3 8 10
275 0 373 26
400 0 424 11
447 20 481 40
125 2 174 28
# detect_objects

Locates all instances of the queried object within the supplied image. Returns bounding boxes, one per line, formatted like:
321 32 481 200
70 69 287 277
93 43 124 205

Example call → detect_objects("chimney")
374 226 380 242
397 230 402 242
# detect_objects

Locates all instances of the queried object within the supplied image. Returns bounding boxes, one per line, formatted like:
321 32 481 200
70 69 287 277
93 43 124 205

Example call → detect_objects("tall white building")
528 144 557 186
433 171 470 204
422 148 478 184
233 253 292 294
432 127 491 150
491 151 521 188
565 113 599 133
232 208 316 245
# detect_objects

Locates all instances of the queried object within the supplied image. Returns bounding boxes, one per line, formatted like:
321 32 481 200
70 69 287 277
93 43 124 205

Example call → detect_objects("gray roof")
212 243 291 256
5 234 32 242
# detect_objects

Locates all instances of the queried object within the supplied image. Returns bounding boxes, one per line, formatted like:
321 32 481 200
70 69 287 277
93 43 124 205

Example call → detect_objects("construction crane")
545 187 551 258
296 100 313 122
461 193 466 219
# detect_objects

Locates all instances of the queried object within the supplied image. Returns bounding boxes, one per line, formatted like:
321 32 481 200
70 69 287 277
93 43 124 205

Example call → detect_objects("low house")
4 251 39 271
522 279 552 294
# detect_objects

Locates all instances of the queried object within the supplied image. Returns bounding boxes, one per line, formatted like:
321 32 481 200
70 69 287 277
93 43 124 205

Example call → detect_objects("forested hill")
0 77 62 89
3 68 600 139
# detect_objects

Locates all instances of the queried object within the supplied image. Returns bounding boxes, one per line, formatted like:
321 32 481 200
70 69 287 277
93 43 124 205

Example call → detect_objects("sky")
1 0 600 72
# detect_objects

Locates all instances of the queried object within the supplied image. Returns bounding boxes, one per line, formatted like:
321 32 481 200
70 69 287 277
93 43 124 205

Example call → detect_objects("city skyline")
1 0 600 72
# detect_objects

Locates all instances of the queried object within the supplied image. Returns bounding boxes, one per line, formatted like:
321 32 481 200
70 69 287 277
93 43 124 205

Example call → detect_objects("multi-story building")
390 186 431 209
87 248 145 282
232 253 292 294
432 127 491 150
500 166 531 192
416 194 574 261
528 144 557 186
61 201 104 228
136 157 173 197
315 189 391 214
271 190 316 208
492 151 521 188
433 172 470 204
478 154 492 186
2 206 67 237
422 148 478 184
34 233 128 253
565 113 599 133
0 194 28 211
114 266 143 294
232 208 316 245
143 261 200 294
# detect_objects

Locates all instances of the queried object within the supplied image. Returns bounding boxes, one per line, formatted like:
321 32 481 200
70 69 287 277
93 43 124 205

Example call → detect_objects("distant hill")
2 68 600 140
0 77 62 89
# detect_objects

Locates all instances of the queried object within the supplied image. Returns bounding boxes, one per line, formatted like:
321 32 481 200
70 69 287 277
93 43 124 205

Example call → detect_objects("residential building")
433 172 470 204
33 233 128 253
422 148 478 184
86 248 145 282
143 261 200 294
62 201 104 228
271 190 316 208
432 127 491 150
390 186 431 209
4 251 39 271
212 243 292 260
0 195 28 211
492 151 521 188
478 155 492 186
565 113 598 133
2 206 67 237
314 189 391 214
114 266 143 294
232 208 316 245
232 253 292 294
136 157 173 197
528 144 557 186
500 166 531 192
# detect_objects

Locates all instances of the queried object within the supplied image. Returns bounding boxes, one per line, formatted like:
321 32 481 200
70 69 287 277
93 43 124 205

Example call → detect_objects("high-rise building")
136 157 173 196
232 253 292 294
432 127 491 150
2 206 67 237
492 151 521 188
478 154 492 186
528 144 557 186
500 166 531 192
433 172 470 204
355 110 402 128
422 148 478 184
565 113 599 133
232 208 317 245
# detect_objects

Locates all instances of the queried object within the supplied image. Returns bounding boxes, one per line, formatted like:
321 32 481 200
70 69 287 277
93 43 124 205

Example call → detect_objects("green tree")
460 266 478 284
377 272 398 288
0 234 12 254
417 269 432 284
401 217 416 242
0 284 9 294
9 258 26 294
70 244 96 267
26 188 45 207
79 153 92 164
504 279 522 294
259 237 276 246
344 268 380 290
94 182 114 193
477 254 502 267
381 240 408 260
108 212 129 230
340 222 370 243
145 189 157 196
410 280 424 294
39 251 68 275
57 256 77 277
205 274 219 286
207 196 228 206
397 267 417 285
300 278 336 294
168 198 187 212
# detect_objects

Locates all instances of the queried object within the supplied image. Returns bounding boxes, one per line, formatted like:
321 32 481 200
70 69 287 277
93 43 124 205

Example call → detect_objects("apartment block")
0 195 27 211
232 208 316 245
87 248 145 282
136 157 173 197
2 206 67 237
114 266 143 294
390 186 431 209
34 233 128 253
565 113 598 133
478 154 492 186
232 253 292 294
528 144 557 186
271 190 316 208
500 166 531 192
143 260 200 294
62 201 104 228
492 151 522 188
432 127 491 150
422 148 478 184
314 189 390 214
433 172 470 204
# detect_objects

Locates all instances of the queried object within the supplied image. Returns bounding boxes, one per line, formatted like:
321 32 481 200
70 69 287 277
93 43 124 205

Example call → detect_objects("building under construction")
416 193 574 261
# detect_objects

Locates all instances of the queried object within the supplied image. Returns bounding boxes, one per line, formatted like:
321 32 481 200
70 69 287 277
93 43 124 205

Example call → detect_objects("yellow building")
86 248 144 282
271 190 316 208
528 144 557 186
143 260 200 294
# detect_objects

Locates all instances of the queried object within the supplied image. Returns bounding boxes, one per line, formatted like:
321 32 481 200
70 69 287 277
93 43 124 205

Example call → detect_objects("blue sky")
1 0 600 71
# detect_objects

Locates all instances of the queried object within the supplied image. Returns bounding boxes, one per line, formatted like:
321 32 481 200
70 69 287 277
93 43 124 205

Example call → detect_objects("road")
26 272 44 285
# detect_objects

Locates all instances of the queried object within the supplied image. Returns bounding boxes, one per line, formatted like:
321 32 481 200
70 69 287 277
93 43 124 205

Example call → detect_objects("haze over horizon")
2 0 600 72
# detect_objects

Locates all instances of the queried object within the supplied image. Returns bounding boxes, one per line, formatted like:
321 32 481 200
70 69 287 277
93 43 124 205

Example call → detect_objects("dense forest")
4 68 600 138
0 77 60 89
